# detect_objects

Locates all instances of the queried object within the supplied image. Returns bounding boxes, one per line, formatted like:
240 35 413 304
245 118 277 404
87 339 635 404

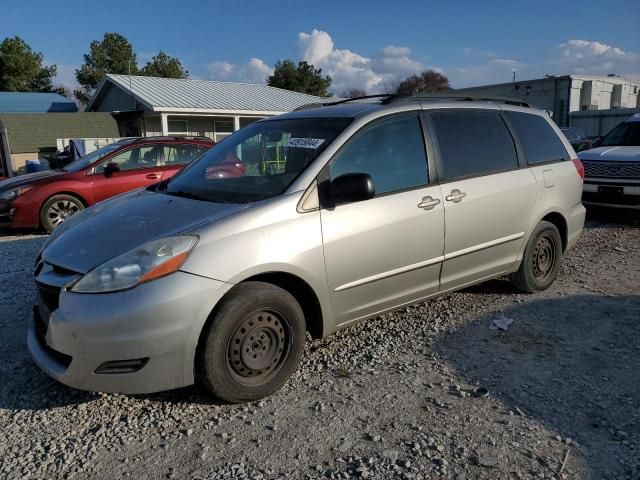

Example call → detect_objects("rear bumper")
28 271 232 394
566 202 586 251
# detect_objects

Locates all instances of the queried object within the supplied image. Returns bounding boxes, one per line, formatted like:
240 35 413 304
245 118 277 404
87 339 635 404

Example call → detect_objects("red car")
0 136 214 232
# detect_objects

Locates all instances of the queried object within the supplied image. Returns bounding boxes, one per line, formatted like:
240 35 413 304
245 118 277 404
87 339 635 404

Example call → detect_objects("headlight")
70 235 198 293
0 185 32 202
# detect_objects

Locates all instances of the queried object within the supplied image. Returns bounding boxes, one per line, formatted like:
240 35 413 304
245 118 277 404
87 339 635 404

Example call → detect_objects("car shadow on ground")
434 294 640 479
460 278 522 295
584 206 639 228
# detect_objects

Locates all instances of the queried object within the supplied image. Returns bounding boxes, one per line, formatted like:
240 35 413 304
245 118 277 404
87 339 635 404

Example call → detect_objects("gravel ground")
0 209 638 480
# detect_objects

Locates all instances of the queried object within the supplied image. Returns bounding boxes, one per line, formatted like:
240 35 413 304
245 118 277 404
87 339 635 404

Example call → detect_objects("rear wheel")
40 194 84 233
198 281 306 403
509 221 562 293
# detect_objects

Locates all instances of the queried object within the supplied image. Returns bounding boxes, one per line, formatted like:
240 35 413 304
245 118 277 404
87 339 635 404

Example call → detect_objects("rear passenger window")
163 144 207 165
330 114 428 195
505 111 570 164
430 111 518 181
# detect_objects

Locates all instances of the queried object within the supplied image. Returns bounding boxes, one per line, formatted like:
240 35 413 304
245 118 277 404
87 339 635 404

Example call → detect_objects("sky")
2 0 639 95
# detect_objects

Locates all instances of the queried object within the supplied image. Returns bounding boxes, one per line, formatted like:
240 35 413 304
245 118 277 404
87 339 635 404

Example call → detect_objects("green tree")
267 60 331 96
0 36 57 92
75 33 137 105
139 51 188 79
394 70 451 95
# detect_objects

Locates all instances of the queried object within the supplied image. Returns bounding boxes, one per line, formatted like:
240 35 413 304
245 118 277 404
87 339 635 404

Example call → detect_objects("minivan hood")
42 189 249 274
578 146 640 162
0 170 63 191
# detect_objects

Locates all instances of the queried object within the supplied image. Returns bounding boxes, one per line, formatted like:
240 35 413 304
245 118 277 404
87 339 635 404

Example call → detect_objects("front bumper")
28 270 232 394
583 181 640 210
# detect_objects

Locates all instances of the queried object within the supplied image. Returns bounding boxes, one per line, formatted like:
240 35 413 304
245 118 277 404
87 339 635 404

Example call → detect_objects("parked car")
0 136 214 232
560 127 593 152
30 95 585 402
579 114 640 209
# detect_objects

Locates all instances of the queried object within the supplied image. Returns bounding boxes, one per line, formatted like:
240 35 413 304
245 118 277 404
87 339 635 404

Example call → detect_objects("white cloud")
203 34 638 93
449 39 639 87
297 29 427 93
298 29 382 92
551 39 637 77
204 29 428 94
381 45 411 57
51 62 78 92
206 57 273 83
448 58 528 87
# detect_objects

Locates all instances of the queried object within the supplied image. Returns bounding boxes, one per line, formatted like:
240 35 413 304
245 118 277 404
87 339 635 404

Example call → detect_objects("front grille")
32 307 72 368
32 305 48 339
583 161 640 179
36 280 62 313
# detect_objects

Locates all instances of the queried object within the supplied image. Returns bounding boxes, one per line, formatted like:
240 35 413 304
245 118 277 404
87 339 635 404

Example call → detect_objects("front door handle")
146 173 160 180
417 196 441 210
445 189 466 203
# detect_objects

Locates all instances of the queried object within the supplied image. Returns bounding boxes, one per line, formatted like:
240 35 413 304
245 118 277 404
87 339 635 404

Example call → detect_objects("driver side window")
329 114 429 196
95 146 159 173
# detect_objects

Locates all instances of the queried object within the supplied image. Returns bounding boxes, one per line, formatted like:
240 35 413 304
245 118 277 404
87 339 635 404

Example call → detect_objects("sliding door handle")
445 189 466 203
417 196 441 210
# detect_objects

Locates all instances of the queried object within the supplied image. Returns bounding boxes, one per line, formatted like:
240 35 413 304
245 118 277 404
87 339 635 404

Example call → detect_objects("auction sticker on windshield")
285 138 325 149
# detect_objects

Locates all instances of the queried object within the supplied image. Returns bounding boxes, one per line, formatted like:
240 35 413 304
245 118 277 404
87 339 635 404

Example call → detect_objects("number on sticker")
285 138 325 149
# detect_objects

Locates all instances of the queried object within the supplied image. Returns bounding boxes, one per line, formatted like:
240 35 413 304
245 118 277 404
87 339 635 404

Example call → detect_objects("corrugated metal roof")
89 74 330 114
0 113 118 153
0 92 77 113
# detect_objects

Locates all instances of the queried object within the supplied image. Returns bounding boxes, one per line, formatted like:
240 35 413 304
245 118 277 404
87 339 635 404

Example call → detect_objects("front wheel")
509 221 563 293
40 194 85 233
198 282 306 403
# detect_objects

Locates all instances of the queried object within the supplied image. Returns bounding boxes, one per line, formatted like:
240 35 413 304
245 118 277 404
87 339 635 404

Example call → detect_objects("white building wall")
141 114 266 139
570 107 640 136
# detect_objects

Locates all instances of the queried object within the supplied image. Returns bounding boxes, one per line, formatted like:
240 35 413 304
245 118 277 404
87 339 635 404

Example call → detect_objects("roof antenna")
512 69 517 83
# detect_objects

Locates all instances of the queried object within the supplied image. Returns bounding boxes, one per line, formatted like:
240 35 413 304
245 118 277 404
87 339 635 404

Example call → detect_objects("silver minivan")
30 95 586 402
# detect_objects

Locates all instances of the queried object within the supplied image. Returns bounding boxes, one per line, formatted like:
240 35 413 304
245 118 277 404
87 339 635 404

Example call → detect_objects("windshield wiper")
165 189 209 202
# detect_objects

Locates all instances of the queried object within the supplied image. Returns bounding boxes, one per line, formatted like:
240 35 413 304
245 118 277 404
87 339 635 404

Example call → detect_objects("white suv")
579 114 640 209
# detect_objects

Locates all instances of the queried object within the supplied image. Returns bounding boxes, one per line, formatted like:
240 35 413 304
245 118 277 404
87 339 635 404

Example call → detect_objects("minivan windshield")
159 117 352 203
63 141 132 172
599 121 640 147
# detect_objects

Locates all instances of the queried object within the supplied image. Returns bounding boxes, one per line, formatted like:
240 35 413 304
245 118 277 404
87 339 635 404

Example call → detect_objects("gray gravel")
0 210 638 480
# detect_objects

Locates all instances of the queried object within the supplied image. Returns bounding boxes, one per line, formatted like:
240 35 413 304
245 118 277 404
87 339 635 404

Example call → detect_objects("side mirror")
103 162 120 178
329 173 375 205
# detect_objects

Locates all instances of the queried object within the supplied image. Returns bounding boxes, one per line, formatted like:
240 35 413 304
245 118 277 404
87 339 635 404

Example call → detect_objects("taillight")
572 158 584 179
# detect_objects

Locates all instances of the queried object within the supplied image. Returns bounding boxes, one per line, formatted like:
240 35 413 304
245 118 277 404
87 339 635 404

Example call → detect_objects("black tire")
40 194 84 233
198 281 306 403
509 220 563 293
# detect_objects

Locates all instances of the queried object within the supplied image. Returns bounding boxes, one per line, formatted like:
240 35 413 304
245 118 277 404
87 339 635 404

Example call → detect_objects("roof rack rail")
397 92 531 107
321 94 394 106
142 135 213 142
312 92 531 108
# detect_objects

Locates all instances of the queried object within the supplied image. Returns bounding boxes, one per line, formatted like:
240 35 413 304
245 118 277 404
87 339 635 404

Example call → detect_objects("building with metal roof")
87 74 329 141
0 92 77 113
0 113 119 176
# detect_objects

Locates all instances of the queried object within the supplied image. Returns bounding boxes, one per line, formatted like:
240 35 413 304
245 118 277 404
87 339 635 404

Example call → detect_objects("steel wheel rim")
532 235 556 281
227 309 290 386
47 200 80 226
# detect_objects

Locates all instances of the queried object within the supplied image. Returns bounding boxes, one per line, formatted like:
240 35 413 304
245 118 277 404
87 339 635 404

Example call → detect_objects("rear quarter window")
505 111 570 165
430 110 519 182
